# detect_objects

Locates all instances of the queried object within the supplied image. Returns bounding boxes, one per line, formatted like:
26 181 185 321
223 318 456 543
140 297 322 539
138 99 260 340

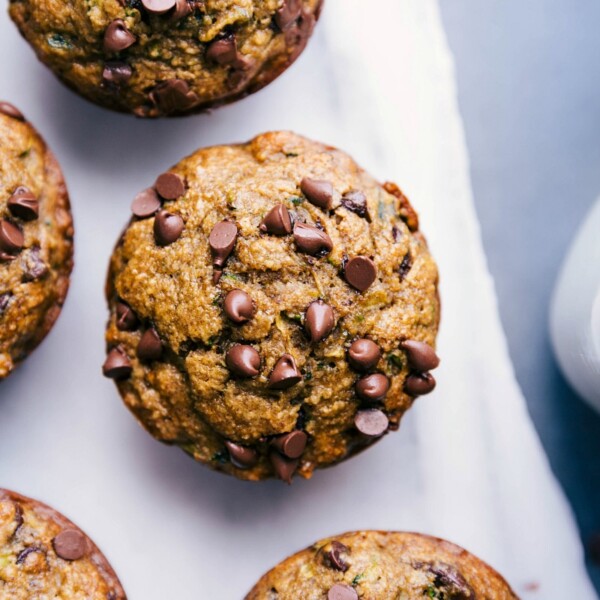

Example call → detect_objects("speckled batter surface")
104 131 440 482
246 531 518 599
0 103 73 380
0 489 126 599
9 0 322 117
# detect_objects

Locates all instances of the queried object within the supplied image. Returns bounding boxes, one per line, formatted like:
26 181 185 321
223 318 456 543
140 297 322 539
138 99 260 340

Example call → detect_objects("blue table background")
440 1 600 592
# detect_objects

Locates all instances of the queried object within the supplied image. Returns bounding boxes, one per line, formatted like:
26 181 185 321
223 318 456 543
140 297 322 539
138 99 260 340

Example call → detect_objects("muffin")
0 489 126 599
245 531 517 599
9 0 323 117
103 131 440 482
0 102 73 380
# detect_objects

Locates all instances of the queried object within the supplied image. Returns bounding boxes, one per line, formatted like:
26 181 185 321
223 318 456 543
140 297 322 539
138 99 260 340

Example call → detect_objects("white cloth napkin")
0 0 595 598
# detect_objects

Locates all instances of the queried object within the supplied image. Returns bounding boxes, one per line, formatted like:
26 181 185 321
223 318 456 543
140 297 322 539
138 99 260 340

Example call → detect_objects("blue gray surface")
439 1 600 592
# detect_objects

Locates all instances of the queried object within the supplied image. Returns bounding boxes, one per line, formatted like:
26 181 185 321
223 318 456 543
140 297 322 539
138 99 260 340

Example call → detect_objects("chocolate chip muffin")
0 489 126 599
0 102 73 380
104 131 440 482
9 0 323 117
246 531 517 599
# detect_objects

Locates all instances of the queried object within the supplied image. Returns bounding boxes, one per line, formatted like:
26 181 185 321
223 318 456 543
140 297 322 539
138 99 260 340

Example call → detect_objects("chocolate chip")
269 451 298 484
275 0 302 30
52 529 88 561
137 328 163 362
116 302 138 331
0 220 24 255
300 178 334 210
405 372 436 396
293 222 333 256
206 35 238 65
401 340 440 371
8 187 39 221
271 430 307 459
21 246 48 282
0 293 11 314
103 19 136 54
154 210 184 246
224 289 255 324
356 373 390 403
225 441 258 469
209 221 238 282
132 188 161 218
354 409 389 437
326 541 350 572
429 563 475 598
305 300 335 342
102 61 132 86
149 79 199 115
347 339 381 371
344 256 376 292
392 226 402 242
170 0 192 20
226 344 260 378
399 253 412 281
102 347 132 379
0 102 25 121
155 172 186 200
327 584 358 600
141 0 176 13
259 204 292 235
341 190 369 220
268 354 302 390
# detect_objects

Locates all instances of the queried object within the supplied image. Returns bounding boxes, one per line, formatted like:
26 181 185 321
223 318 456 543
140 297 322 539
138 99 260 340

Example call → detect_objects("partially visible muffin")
0 102 73 380
0 489 126 599
246 531 517 599
103 131 440 483
9 0 323 117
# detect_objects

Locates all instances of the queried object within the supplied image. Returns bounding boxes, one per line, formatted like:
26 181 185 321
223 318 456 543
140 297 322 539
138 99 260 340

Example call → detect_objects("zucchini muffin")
0 102 73 380
246 531 517 599
0 489 126 599
9 0 323 117
103 131 440 482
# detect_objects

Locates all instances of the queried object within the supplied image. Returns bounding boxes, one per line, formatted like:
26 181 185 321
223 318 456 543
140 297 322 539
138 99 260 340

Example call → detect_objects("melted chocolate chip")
354 409 389 437
206 35 238 65
401 340 440 372
116 302 138 331
275 0 302 30
356 373 390 403
344 256 376 292
149 79 199 115
102 347 132 380
300 178 334 210
103 19 136 54
52 529 88 561
341 190 369 220
21 246 48 282
405 372 436 396
327 584 358 600
132 188 161 218
224 289 255 324
326 541 350 572
226 344 260 378
141 0 176 13
8 187 39 221
399 253 412 281
0 293 11 314
268 354 302 390
155 172 186 200
137 328 163 362
305 300 335 342
170 0 192 20
154 210 184 246
16 546 42 565
271 431 307 459
0 220 24 255
102 61 133 87
0 102 25 121
269 451 298 484
293 222 333 256
225 441 258 469
347 339 381 371
259 204 292 235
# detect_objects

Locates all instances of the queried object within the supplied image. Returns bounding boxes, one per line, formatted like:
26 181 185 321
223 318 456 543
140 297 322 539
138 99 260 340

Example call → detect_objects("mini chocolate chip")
149 79 199 115
268 354 302 390
269 451 298 484
259 204 292 235
102 347 132 380
155 172 186 200
0 102 25 121
326 541 350 572
132 188 161 218
305 300 335 342
170 0 192 20
341 190 370 221
300 178 334 210
102 61 132 86
103 19 136 54
141 0 176 13
154 210 184 246
347 339 381 371
116 302 138 331
137 328 163 362
226 344 260 378
52 529 88 561
224 289 255 324
399 253 412 281
356 373 390 403
327 584 358 600
344 256 376 292
275 0 302 30
405 372 436 396
0 293 11 314
21 246 48 282
8 187 39 221
0 220 24 255
354 409 389 437
271 431 307 459
209 221 238 277
225 441 258 469
401 340 440 371
293 222 333 256
206 35 238 65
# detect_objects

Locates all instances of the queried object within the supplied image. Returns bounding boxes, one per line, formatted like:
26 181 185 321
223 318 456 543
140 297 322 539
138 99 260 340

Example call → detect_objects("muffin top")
10 0 323 116
104 131 440 482
245 531 517 599
0 489 125 599
0 102 73 380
